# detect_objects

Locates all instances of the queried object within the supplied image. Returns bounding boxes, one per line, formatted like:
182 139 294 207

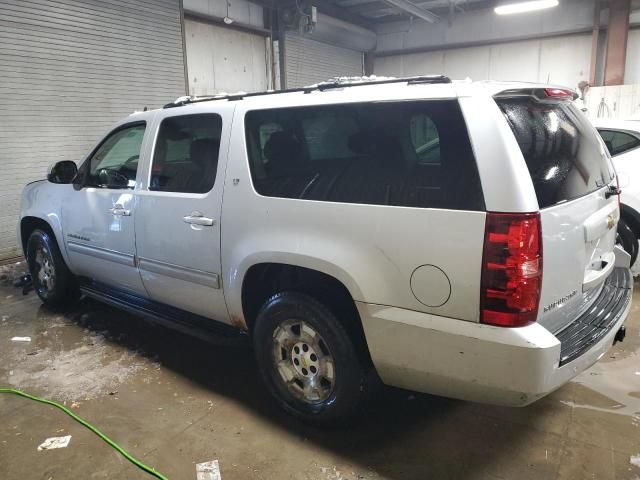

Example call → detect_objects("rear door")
134 109 232 323
496 94 618 333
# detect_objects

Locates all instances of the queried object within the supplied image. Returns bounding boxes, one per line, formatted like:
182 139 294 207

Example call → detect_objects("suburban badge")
543 290 578 313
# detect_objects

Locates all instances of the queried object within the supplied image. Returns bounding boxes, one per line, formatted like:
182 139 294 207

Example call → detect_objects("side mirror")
48 161 78 184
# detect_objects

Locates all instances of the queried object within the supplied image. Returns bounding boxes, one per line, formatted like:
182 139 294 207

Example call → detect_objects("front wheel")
26 229 79 308
253 292 369 424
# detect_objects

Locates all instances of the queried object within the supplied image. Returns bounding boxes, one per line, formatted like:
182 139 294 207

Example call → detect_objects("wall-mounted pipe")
296 12 377 51
184 9 272 37
589 1 602 86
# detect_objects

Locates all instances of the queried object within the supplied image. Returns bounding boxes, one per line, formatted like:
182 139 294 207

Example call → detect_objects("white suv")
18 77 632 423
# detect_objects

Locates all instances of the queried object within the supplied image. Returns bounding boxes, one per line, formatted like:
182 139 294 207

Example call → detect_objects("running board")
79 280 248 346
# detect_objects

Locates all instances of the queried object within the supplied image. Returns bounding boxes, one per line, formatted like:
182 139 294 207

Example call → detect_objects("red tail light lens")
481 212 542 327
544 88 575 98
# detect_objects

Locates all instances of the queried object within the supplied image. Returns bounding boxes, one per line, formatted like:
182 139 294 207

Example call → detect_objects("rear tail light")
544 88 576 99
481 212 542 327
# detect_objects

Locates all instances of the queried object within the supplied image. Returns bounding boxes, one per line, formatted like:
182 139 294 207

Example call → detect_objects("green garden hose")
0 388 168 480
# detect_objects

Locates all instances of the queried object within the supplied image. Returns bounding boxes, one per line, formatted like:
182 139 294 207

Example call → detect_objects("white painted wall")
185 18 269 95
584 84 640 120
375 34 593 89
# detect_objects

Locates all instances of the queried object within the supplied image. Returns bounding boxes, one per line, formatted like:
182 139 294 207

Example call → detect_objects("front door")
61 121 150 295
134 110 231 323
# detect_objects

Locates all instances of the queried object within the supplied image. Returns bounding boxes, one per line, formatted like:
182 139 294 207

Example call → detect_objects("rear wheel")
616 219 638 267
253 292 369 424
26 229 79 308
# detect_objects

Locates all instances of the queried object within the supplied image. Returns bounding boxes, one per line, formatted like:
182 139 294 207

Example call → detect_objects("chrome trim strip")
138 257 220 289
67 241 134 267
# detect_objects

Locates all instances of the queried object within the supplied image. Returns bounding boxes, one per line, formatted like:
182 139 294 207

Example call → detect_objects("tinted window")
598 129 640 156
151 114 222 194
83 123 146 189
245 101 484 211
497 97 614 208
411 113 440 165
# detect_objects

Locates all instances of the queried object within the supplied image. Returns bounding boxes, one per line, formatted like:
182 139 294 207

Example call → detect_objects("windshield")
496 97 614 208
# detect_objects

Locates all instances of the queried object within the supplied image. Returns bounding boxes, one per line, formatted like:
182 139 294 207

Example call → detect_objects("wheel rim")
272 319 335 404
34 244 55 295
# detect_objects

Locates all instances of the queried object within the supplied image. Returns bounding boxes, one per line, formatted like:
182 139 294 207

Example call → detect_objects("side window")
83 123 146 189
150 114 222 194
244 101 484 211
598 129 640 156
410 114 440 165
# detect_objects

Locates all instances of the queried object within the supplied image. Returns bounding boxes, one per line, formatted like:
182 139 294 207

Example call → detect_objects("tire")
26 229 79 308
253 291 369 425
616 219 638 267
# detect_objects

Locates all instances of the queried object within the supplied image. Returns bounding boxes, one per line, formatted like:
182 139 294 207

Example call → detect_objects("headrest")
190 138 219 167
263 131 303 172
348 131 403 165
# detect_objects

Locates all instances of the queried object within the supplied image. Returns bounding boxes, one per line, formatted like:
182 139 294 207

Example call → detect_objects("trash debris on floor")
10 337 31 342
37 435 72 451
196 459 222 480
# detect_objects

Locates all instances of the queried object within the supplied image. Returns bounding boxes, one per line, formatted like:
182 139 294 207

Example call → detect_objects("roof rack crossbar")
163 75 452 108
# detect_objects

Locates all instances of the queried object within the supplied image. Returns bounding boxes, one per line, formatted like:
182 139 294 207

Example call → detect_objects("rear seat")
257 129 450 207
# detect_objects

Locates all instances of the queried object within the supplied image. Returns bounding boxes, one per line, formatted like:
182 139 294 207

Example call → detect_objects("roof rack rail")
163 75 452 108
311 75 451 91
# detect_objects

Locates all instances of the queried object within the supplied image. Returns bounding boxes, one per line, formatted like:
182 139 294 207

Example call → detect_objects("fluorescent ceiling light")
495 0 559 15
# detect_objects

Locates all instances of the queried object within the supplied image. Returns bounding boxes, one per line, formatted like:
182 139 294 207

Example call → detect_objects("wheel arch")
18 179 70 264
239 261 372 364
20 216 57 257
19 214 73 270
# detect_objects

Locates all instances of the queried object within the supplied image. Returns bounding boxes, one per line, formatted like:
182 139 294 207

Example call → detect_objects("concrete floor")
1 261 640 480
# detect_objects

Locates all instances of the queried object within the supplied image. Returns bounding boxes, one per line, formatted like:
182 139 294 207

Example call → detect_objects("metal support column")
604 0 631 86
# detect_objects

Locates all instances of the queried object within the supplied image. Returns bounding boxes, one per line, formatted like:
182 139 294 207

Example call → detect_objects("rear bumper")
357 267 632 406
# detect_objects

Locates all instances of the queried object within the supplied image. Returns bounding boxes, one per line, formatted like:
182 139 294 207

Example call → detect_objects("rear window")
497 97 614 208
244 100 485 211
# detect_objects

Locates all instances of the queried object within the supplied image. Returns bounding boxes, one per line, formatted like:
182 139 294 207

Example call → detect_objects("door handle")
110 204 131 216
183 211 215 226
582 251 616 292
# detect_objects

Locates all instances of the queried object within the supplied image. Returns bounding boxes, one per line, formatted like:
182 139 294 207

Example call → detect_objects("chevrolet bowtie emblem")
607 214 616 230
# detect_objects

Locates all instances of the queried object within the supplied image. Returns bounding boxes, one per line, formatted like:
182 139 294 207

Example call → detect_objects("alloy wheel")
34 245 55 294
271 319 336 404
